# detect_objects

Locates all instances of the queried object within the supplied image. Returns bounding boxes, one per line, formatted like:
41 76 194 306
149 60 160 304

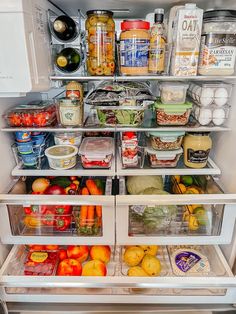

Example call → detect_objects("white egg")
214 87 228 106
213 108 225 126
192 86 199 100
200 88 214 106
195 87 202 103
198 108 212 125
194 106 200 118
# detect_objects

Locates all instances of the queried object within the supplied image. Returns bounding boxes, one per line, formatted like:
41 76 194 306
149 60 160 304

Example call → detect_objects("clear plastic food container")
193 104 229 126
96 106 145 126
188 82 232 107
5 102 56 127
79 137 114 169
54 132 82 147
147 131 185 150
45 145 78 170
146 146 183 168
74 209 102 236
159 82 189 104
155 102 192 126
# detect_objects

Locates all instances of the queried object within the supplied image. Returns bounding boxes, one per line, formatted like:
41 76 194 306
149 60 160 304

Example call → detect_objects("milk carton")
170 4 203 76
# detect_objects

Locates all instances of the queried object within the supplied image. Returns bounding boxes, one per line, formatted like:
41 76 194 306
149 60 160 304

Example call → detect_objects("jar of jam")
86 10 115 76
183 133 212 168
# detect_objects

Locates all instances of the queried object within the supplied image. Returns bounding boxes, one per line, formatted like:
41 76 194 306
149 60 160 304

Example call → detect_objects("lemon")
188 215 199 231
141 255 161 276
128 266 148 277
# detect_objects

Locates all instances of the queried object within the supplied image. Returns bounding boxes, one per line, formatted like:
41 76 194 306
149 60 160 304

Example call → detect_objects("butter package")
170 3 203 76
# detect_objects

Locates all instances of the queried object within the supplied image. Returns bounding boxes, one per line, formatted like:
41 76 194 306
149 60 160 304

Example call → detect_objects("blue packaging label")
175 251 201 273
120 39 149 67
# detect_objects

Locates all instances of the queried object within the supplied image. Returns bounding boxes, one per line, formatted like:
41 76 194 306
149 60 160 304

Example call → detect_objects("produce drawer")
0 177 115 245
0 245 235 304
116 176 236 245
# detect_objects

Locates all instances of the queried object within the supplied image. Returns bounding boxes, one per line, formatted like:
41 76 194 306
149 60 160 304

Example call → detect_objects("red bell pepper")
42 209 55 226
54 215 71 231
54 205 72 215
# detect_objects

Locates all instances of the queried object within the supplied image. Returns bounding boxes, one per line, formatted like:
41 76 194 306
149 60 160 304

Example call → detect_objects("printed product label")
30 252 48 263
187 148 210 164
199 33 236 70
121 138 138 166
175 251 201 273
120 39 149 67
59 106 82 126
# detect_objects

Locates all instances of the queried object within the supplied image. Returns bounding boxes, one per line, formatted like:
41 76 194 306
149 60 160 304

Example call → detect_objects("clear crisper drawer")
116 176 236 245
0 177 115 245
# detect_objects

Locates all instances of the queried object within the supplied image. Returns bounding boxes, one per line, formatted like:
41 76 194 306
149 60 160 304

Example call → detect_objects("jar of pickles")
86 10 115 76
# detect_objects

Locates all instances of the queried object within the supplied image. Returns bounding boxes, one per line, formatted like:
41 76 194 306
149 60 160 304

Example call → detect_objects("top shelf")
50 75 236 82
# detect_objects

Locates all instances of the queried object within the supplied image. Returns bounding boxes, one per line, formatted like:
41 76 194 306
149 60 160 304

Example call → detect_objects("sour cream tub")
45 145 78 170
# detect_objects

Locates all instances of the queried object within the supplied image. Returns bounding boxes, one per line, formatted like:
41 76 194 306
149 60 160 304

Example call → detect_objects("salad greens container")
96 106 145 126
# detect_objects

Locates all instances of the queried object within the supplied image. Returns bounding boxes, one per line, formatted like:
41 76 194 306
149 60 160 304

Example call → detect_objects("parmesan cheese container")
170 4 203 76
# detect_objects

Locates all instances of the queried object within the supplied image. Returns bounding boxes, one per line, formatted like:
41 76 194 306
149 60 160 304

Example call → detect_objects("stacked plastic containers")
188 82 232 126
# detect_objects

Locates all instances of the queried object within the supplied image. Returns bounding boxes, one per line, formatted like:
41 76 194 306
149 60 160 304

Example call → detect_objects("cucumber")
94 179 105 194
50 177 71 188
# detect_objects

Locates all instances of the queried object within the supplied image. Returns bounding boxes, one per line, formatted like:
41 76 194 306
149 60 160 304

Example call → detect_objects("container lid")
87 10 113 16
45 145 78 159
204 9 236 20
121 20 150 31
148 131 185 137
7 103 54 113
145 146 183 158
154 102 192 112
159 82 189 89
79 137 114 159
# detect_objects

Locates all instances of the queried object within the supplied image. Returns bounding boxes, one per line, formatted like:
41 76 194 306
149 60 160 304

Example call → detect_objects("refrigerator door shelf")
0 245 235 304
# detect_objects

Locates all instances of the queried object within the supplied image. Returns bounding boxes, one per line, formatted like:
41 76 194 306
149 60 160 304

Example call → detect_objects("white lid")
145 146 183 159
159 82 189 89
79 137 114 159
45 145 78 159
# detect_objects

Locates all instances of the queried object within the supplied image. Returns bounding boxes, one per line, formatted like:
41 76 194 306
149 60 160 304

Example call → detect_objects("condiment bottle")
148 8 166 74
66 81 83 101
183 133 212 168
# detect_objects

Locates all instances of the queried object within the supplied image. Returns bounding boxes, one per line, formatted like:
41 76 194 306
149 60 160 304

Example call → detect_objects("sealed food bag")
169 4 203 76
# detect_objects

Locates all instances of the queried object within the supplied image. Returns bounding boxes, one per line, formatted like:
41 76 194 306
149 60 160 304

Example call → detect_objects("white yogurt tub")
45 145 78 170
54 132 82 147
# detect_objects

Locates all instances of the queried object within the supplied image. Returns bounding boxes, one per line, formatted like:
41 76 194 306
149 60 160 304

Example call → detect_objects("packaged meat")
121 132 139 168
145 146 183 168
79 137 114 169
159 82 189 104
24 250 59 276
5 102 56 127
154 102 192 125
148 131 185 150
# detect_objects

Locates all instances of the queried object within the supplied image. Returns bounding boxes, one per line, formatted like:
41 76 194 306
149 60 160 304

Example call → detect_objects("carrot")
86 179 102 195
81 187 89 195
79 205 88 227
87 205 95 227
95 205 102 218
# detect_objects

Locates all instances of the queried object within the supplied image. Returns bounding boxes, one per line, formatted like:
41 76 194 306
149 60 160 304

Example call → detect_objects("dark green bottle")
55 47 81 73
53 15 77 41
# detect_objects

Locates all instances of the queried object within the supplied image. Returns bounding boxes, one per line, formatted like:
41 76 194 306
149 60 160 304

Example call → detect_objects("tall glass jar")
86 10 115 76
199 10 236 75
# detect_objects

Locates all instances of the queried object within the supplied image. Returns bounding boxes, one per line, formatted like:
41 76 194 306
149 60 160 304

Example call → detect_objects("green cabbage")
126 176 163 195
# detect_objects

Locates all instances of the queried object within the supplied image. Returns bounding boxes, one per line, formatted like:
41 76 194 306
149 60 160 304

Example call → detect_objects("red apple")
44 185 65 195
67 245 89 263
90 245 111 264
45 245 59 251
59 249 68 261
57 259 82 276
82 260 107 276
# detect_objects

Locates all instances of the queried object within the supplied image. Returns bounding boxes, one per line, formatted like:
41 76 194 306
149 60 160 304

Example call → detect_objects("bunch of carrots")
79 179 103 235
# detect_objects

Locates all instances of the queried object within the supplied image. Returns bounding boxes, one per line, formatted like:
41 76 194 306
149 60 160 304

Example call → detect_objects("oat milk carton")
170 3 203 76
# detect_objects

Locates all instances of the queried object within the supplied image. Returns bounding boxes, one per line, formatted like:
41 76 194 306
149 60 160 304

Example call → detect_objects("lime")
181 175 193 186
193 207 207 226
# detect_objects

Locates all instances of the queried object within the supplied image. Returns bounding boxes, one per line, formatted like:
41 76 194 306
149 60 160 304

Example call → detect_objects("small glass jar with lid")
57 98 83 127
86 10 115 76
199 9 236 75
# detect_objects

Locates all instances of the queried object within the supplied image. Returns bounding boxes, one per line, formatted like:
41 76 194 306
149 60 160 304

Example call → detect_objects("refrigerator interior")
1 0 236 311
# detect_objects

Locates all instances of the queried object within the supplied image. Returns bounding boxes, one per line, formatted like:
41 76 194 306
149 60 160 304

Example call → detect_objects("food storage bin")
147 131 185 150
45 145 78 170
74 209 102 236
54 132 82 147
96 106 145 126
193 104 229 126
159 82 189 104
188 82 232 107
145 146 183 168
4 102 56 127
154 102 192 126
24 249 59 276
79 137 114 169
57 98 83 127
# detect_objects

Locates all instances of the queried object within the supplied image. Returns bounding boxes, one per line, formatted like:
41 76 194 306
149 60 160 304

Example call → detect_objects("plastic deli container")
188 82 232 107
45 145 78 170
159 82 189 104
79 137 114 169
193 105 229 126
147 131 185 151
146 146 183 167
54 132 82 147
96 106 145 126
155 102 192 126
5 102 56 127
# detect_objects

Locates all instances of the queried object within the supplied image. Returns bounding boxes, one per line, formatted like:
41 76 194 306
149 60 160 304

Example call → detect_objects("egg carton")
193 103 230 126
188 82 232 107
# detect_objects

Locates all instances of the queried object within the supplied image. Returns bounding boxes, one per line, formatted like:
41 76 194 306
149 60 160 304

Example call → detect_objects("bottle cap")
53 20 67 33
57 56 68 67
121 20 150 30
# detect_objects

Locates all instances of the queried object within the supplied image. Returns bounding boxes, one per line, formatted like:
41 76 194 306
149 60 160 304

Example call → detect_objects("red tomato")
45 245 59 251
59 249 68 261
34 112 48 127
9 113 22 126
22 113 34 127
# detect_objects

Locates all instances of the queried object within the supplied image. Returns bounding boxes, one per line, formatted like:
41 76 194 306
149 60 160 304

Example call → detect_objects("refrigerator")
0 0 236 313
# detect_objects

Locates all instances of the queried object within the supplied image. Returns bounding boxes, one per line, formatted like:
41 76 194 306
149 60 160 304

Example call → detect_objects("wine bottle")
56 48 81 73
53 15 77 41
